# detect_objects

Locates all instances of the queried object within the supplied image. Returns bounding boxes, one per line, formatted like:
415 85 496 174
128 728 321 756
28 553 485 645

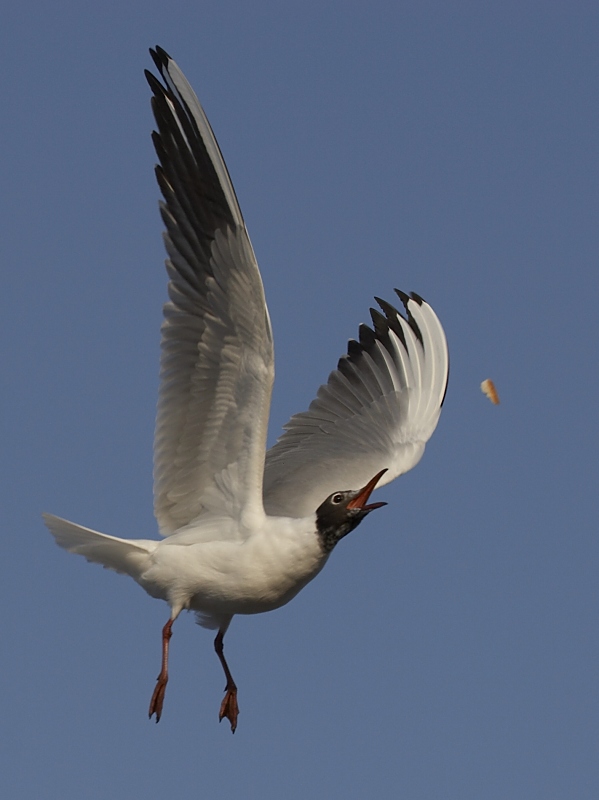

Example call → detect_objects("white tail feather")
42 513 158 581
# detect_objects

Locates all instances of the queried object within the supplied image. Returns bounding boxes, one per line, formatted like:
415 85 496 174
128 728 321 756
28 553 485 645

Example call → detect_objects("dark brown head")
315 469 387 553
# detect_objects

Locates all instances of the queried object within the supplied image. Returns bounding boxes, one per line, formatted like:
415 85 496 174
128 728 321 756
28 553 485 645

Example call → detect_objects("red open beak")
346 469 388 511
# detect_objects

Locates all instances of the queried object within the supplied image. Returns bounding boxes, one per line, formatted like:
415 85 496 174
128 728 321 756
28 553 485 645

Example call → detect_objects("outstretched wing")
263 291 448 518
146 48 274 535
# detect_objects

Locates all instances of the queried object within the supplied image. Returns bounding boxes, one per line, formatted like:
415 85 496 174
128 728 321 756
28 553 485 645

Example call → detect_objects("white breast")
138 515 328 618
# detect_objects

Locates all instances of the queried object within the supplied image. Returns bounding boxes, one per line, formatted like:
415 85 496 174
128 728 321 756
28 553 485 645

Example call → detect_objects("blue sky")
3 2 599 798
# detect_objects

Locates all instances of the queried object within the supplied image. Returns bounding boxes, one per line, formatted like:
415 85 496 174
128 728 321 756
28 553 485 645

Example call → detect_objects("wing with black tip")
147 48 274 535
263 292 448 518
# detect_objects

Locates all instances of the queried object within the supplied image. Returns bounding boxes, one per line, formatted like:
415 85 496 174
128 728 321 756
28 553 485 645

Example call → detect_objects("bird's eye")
332 493 344 504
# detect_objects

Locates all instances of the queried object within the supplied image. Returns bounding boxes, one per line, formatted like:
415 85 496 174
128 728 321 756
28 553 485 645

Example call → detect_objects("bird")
43 46 449 733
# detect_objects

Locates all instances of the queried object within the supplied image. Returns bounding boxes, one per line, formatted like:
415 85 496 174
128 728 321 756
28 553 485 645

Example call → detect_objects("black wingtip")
369 307 392 343
149 46 171 71
394 289 424 346
395 289 411 308
374 296 407 348
392 289 425 308
373 296 391 313
155 45 171 61
358 322 377 349
346 338 360 355
144 68 162 93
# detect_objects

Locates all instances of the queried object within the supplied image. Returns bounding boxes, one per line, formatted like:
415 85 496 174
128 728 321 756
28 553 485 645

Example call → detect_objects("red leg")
148 618 174 722
214 627 239 733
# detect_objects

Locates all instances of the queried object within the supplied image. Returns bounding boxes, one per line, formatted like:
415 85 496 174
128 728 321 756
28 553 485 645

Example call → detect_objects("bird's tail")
42 513 158 581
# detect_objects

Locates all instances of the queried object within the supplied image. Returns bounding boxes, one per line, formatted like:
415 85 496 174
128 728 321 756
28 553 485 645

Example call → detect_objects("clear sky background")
3 2 599 798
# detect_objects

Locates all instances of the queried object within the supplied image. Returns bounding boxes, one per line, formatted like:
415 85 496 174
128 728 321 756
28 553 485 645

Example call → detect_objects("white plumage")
43 47 449 732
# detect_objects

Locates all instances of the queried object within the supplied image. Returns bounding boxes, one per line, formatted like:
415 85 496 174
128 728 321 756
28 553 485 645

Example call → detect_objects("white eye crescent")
332 493 344 504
